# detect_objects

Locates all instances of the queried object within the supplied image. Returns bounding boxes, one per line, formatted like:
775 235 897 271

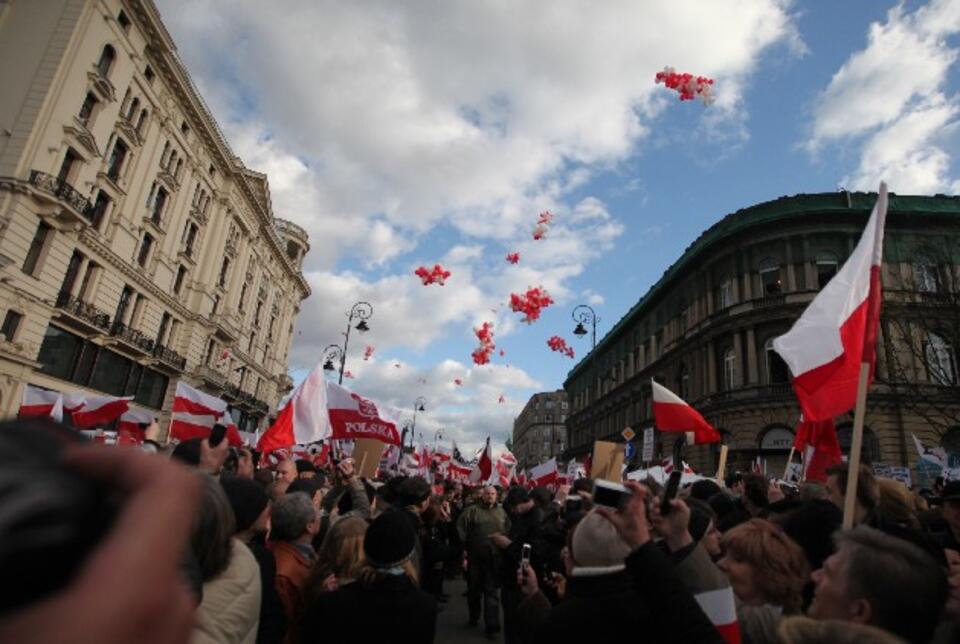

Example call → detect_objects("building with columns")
0 0 310 434
563 191 960 477
512 390 569 470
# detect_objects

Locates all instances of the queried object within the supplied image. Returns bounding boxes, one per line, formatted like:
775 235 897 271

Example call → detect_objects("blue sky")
157 0 960 452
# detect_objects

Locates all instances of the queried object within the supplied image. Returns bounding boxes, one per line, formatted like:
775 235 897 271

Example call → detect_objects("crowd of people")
1 418 959 643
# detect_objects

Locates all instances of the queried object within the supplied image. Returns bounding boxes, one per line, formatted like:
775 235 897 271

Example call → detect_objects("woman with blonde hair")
313 515 367 589
718 518 809 644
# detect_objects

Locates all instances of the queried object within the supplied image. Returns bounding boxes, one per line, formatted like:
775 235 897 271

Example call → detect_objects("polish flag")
661 456 694 475
326 381 401 446
793 416 842 483
529 457 559 487
117 407 154 445
446 461 473 483
19 385 62 418
170 381 241 446
695 587 741 644
773 184 888 421
496 450 518 487
72 395 133 429
259 363 330 454
651 380 720 444
469 438 493 484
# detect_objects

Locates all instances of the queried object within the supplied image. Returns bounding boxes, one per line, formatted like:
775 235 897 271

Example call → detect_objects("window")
57 148 81 183
254 301 263 326
135 109 148 135
22 221 52 276
926 331 957 385
106 138 128 182
60 250 84 296
915 259 939 293
723 348 736 390
183 222 198 257
95 44 116 78
115 286 133 325
717 277 733 309
88 191 110 228
173 266 187 295
545 414 552 422
157 312 171 345
836 423 881 463
816 252 839 289
765 338 790 384
78 92 98 127
204 338 216 365
942 428 960 469
137 233 153 267
37 325 84 381
218 257 230 288
90 348 131 396
169 319 181 346
678 365 690 399
759 258 781 295
144 65 155 83
77 262 98 301
247 331 255 352
117 10 131 31
211 295 220 316
136 369 168 408
129 294 145 327
126 96 140 120
150 187 167 225
1 310 23 341
268 316 276 341
181 121 190 136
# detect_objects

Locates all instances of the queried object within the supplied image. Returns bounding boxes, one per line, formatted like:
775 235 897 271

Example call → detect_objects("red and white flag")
327 381 402 446
528 457 559 487
651 380 720 444
793 416 842 483
661 456 694 475
170 381 241 446
259 363 330 454
19 385 62 419
117 407 154 445
496 449 518 487
469 437 493 484
695 587 741 644
72 395 132 429
773 184 888 421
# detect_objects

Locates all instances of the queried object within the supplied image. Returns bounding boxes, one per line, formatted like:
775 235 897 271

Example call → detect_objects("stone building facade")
512 390 569 470
0 0 310 434
563 192 960 477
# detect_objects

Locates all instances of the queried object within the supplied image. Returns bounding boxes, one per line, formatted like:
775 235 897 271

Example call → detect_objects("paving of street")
434 578 501 644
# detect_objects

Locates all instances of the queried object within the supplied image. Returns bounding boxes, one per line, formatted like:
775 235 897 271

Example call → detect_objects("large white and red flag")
496 449 518 487
19 385 63 419
773 184 888 421
792 416 842 483
469 437 493 484
695 586 741 644
327 381 402 446
72 395 133 428
171 381 241 446
117 407 155 445
528 457 559 487
651 380 720 444
259 363 330 454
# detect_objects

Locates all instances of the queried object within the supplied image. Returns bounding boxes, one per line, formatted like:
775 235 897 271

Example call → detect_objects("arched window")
835 423 881 463
758 425 795 452
125 96 139 120
941 427 960 469
759 258 782 295
95 44 116 78
717 275 733 309
723 348 736 391
914 257 940 293
925 331 957 385
816 251 839 289
764 337 790 384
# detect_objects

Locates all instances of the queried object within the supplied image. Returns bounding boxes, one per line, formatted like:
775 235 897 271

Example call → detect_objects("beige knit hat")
571 509 632 573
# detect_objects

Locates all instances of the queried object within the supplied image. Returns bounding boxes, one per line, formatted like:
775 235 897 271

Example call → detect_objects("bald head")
276 459 298 484
482 486 498 507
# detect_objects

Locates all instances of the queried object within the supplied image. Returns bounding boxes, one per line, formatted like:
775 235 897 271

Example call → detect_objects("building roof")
565 191 960 383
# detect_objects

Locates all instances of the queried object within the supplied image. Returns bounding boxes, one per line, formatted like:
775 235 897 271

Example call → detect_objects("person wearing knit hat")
217 475 287 643
294 511 438 644
570 509 633 574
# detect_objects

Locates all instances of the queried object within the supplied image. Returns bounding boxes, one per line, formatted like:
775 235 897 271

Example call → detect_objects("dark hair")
725 471 743 489
171 437 203 466
689 479 723 502
295 459 317 474
191 474 236 582
529 486 553 510
825 464 878 513
288 477 324 501
742 473 769 511
835 525 948 643
708 491 736 519
686 498 717 542
504 485 531 508
777 499 842 572
572 478 595 495
253 468 274 487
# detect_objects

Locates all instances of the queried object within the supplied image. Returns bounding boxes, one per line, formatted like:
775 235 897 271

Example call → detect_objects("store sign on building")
760 427 794 451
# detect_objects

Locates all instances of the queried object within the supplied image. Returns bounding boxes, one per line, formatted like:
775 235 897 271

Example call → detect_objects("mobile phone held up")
209 423 227 447
660 470 682 515
520 543 532 570
593 479 631 510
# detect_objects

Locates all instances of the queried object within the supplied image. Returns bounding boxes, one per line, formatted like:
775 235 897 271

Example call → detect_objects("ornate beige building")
512 390 569 471
0 0 310 434
563 192 960 478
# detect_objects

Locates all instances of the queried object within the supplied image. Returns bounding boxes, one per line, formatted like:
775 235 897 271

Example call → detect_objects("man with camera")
457 485 509 637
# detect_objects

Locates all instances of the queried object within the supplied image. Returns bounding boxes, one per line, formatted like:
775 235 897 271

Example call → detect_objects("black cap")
398 477 431 506
504 485 530 508
364 510 416 569
941 480 960 502
220 475 270 532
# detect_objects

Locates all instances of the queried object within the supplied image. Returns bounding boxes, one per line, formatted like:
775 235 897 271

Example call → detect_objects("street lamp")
325 301 373 385
572 304 598 350
411 396 427 444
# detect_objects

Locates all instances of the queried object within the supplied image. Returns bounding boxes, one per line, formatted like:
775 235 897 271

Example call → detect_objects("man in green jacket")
457 485 509 636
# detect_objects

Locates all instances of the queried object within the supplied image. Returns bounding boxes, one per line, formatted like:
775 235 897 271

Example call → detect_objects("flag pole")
782 446 795 481
715 444 729 482
842 362 872 530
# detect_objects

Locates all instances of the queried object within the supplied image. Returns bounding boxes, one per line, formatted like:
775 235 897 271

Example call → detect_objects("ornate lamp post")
322 301 372 385
572 304 598 350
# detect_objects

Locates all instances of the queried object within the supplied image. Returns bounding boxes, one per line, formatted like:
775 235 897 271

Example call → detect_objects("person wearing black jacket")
492 486 543 644
515 482 723 644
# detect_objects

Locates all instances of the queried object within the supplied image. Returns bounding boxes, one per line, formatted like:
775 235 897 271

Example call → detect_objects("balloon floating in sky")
654 66 715 105
415 264 452 285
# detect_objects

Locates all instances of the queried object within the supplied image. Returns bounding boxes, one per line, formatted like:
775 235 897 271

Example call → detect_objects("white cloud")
805 0 960 193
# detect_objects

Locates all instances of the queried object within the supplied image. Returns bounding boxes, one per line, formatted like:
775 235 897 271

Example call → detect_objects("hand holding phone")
209 424 227 447
660 470 682 515
520 543 532 570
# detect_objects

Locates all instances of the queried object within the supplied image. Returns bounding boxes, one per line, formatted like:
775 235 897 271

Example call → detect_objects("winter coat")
517 542 723 644
247 541 287 644
457 503 509 558
192 539 262 644
294 575 436 644
270 541 314 620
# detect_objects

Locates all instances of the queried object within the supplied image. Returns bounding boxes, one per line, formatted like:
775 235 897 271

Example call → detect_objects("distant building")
563 191 960 476
0 0 311 434
512 390 569 470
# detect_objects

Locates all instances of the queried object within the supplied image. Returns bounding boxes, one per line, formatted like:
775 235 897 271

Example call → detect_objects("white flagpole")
842 362 872 529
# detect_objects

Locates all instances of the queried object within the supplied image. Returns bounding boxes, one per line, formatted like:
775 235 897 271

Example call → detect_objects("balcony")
110 321 156 355
697 382 795 410
54 290 111 333
195 365 227 389
28 171 92 223
153 343 186 372
115 114 143 147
